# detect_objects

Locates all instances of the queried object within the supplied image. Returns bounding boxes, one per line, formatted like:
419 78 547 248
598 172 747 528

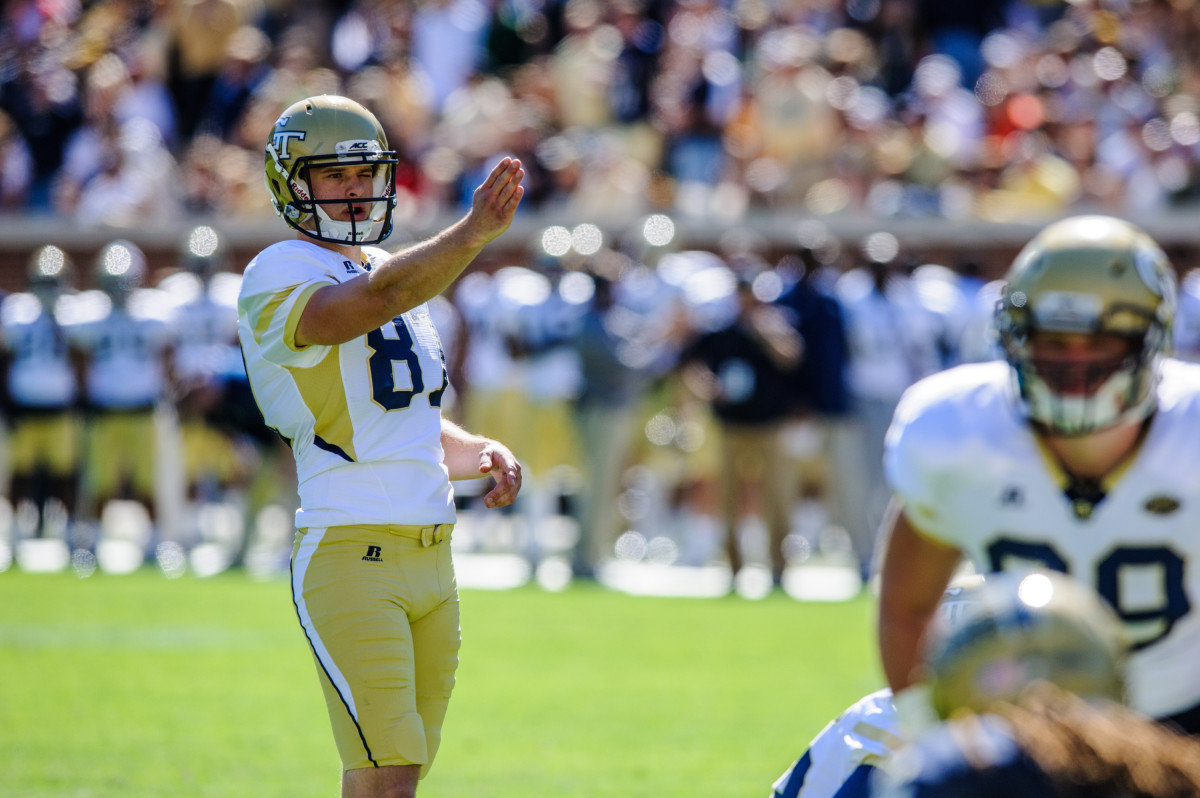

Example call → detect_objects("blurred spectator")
411 0 491 113
775 245 857 570
834 240 943 575
0 111 33 209
1174 264 1200 363
678 265 802 587
570 260 655 577
198 25 273 140
167 0 244 141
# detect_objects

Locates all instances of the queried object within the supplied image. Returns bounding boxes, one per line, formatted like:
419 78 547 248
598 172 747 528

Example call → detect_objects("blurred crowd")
6 0 1200 231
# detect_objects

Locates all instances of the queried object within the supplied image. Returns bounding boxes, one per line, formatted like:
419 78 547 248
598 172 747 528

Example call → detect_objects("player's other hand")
478 441 522 509
465 157 525 247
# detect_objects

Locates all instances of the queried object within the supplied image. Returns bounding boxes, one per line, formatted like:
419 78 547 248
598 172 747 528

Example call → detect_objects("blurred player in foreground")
237 94 524 798
773 570 1128 798
875 687 1200 798
873 572 1200 798
876 215 1200 732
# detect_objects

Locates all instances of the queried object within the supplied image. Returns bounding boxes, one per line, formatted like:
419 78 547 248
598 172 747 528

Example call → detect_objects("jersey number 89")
987 538 1190 651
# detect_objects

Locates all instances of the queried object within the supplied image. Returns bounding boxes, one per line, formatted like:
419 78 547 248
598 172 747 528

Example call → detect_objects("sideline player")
0 246 82 546
876 215 1200 733
237 94 524 798
69 240 175 554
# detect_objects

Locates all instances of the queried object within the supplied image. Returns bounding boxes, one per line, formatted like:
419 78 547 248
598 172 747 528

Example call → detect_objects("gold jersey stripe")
287 347 356 461
285 283 332 352
253 287 293 346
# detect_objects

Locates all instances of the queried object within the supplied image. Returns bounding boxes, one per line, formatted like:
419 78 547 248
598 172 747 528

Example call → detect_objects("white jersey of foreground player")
885 358 1200 720
771 689 902 798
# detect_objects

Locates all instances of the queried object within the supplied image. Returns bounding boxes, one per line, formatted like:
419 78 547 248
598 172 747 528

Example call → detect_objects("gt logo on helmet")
272 130 306 160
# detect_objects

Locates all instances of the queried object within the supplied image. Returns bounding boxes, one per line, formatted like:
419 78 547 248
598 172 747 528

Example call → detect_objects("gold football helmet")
28 245 72 311
263 94 397 245
95 239 146 305
926 570 1128 720
996 215 1177 435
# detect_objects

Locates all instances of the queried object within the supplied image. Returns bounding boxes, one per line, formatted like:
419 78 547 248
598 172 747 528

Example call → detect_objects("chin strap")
313 204 375 243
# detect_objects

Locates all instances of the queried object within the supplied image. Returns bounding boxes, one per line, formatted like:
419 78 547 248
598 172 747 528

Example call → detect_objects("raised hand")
466 157 525 246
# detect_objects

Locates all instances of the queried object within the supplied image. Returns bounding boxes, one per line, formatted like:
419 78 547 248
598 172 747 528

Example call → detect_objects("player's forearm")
368 217 490 317
440 418 491 481
875 505 961 693
878 608 929 693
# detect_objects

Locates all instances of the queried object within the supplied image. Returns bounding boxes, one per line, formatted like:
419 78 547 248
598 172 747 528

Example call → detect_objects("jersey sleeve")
772 690 902 798
238 244 339 369
883 373 975 547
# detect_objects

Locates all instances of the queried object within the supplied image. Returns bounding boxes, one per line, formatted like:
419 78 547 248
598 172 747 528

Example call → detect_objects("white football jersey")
165 273 242 382
69 305 173 409
772 689 901 798
0 295 77 408
885 359 1200 718
237 240 454 530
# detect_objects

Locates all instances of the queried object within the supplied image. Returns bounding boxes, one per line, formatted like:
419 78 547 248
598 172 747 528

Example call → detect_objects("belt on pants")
386 523 453 547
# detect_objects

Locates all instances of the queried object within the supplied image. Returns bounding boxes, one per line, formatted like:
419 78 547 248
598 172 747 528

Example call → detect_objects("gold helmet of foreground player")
996 215 1177 436
926 570 1128 720
263 94 398 246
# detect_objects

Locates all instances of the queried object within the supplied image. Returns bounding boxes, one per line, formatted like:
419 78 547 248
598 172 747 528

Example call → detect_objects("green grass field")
0 570 882 797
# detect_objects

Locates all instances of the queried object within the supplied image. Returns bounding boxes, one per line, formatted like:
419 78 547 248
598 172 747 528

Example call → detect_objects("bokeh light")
187 225 220 258
541 225 573 257
862 231 900 263
641 214 676 248
571 223 603 256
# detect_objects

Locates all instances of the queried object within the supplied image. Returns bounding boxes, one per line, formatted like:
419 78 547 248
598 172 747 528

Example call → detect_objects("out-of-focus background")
5 0 1200 595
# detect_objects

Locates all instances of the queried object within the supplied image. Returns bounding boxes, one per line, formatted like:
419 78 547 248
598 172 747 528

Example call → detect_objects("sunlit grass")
0 570 880 797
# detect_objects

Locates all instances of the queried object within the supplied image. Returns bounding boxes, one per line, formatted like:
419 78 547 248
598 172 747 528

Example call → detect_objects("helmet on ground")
926 570 1128 720
996 215 1176 435
95 239 146 303
263 94 397 246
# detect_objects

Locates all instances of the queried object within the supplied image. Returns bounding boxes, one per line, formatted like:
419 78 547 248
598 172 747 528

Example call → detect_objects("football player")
162 226 248 538
237 94 523 798
770 577 979 798
871 573 1195 798
875 215 1200 733
0 246 82 547
68 240 176 556
772 570 1128 798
